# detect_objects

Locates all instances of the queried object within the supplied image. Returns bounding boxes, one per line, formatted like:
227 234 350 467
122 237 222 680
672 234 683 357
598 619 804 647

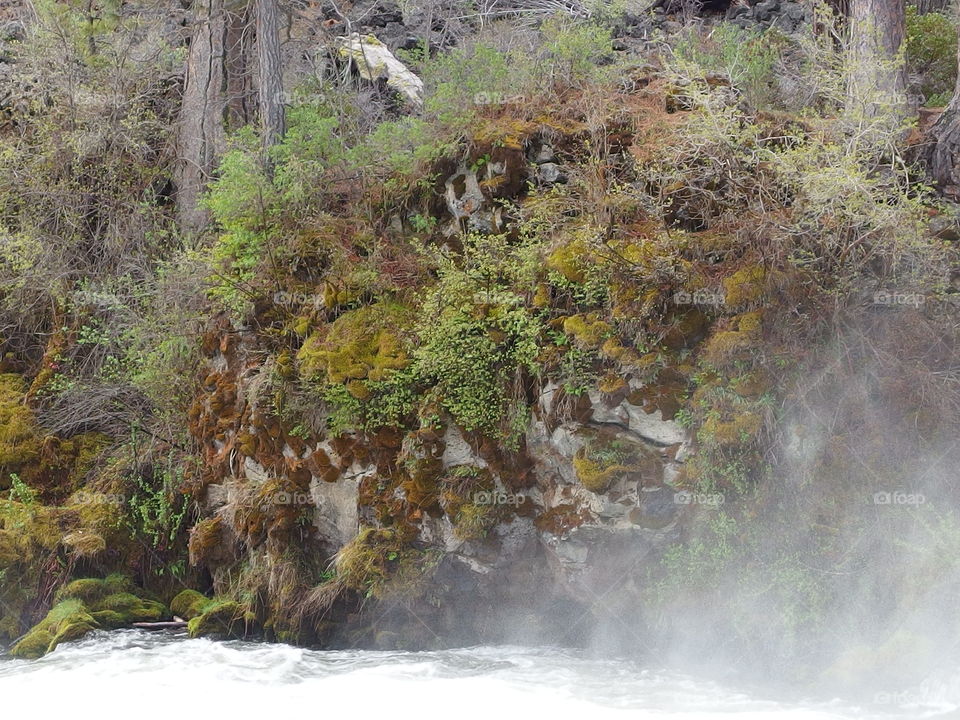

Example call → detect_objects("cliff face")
179 86 707 647
188 312 694 648
1 1 959 686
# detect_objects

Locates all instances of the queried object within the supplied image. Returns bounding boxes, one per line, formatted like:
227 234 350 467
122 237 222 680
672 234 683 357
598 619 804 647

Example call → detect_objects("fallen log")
131 621 188 630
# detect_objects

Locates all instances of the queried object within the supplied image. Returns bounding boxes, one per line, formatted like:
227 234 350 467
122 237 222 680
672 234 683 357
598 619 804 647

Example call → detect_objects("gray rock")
529 143 555 164
784 2 805 21
537 162 567 185
0 21 25 43
311 476 360 549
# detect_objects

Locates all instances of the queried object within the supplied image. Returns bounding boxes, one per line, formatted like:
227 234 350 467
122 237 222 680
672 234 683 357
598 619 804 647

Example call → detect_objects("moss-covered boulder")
55 573 135 604
296 302 411 383
170 589 212 620
10 577 170 658
10 598 97 659
186 600 250 640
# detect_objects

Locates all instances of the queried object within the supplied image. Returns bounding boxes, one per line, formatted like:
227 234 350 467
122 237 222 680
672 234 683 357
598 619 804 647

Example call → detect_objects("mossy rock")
297 302 412 383
93 593 165 622
0 529 17 567
10 599 101 658
10 628 55 659
11 581 170 658
55 574 134 604
188 516 225 567
170 589 212 620
334 526 427 600
722 265 767 308
89 610 128 629
49 619 98 652
562 313 613 350
186 600 248 639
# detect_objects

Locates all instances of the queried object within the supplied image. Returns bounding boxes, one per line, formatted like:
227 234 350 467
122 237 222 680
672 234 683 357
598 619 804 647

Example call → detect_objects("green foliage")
411 233 545 434
673 23 785 109
905 8 958 106
124 446 190 552
8 474 36 506
541 16 616 88
421 42 517 131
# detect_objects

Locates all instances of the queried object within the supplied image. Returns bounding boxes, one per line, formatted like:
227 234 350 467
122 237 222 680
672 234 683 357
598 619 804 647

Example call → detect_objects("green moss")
0 373 42 472
572 433 651 493
0 529 16 567
453 503 497 541
10 629 54 659
188 516 225 566
562 313 613 350
55 574 133 604
10 598 103 658
94 593 165 622
186 600 247 639
701 311 763 368
297 302 411 383
89 610 127 629
333 527 431 600
48 618 98 651
546 237 592 283
722 265 766 308
573 448 629 493
170 589 212 620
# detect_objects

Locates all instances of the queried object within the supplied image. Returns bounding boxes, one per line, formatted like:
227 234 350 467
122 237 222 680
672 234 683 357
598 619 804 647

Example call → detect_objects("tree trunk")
175 0 228 234
913 0 951 14
929 14 960 188
847 0 907 120
255 0 285 152
225 4 255 130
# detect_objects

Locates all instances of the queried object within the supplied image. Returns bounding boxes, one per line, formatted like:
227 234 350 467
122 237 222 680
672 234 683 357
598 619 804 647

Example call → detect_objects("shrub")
905 8 958 106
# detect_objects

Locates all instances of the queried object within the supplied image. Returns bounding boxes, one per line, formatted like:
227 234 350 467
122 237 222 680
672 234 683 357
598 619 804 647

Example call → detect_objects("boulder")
335 33 423 109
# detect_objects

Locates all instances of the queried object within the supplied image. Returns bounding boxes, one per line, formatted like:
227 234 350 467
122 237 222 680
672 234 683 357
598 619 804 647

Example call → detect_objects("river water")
1 631 958 719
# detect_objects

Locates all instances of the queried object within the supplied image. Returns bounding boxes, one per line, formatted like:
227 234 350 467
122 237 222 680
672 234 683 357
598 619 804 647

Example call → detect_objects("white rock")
623 404 687 446
335 33 423 108
310 476 360 549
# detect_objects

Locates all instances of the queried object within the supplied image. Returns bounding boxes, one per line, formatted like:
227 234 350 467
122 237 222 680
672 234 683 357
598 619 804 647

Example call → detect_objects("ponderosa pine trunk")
847 0 907 120
175 0 228 234
255 0 285 153
929 11 960 188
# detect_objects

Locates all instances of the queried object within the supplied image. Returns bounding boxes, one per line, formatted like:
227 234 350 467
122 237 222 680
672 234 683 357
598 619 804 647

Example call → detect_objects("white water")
1 631 958 719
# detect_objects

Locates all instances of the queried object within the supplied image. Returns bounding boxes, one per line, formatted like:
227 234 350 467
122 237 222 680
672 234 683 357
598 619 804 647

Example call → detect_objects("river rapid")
2 631 959 719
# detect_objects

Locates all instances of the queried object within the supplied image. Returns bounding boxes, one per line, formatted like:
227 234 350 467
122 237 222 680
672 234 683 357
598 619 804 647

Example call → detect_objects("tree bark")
255 0 285 152
929 12 960 188
913 0 951 14
225 4 256 130
847 0 907 120
175 0 229 234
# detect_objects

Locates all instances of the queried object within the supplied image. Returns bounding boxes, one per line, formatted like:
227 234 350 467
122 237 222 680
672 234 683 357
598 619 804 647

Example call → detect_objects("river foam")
1 631 958 719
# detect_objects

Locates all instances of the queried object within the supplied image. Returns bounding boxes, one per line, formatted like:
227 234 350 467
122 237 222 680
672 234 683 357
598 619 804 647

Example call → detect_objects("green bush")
673 23 785 109
905 8 958 106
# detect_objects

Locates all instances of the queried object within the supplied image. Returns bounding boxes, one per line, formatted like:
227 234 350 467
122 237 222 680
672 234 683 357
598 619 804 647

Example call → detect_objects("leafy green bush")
540 16 616 88
905 7 958 106
673 23 785 109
